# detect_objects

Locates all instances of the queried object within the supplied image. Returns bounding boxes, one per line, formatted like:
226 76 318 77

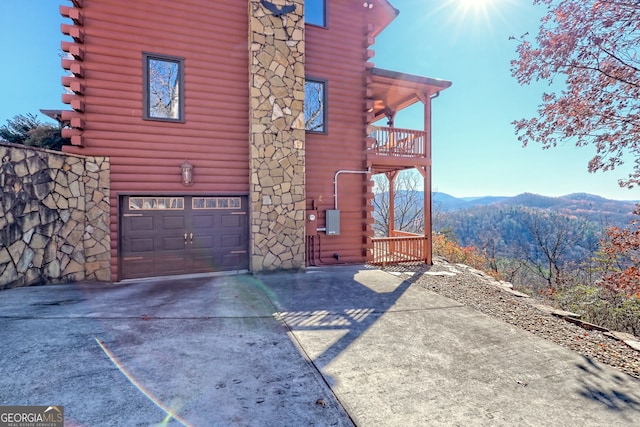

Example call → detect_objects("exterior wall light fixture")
363 2 374 9
181 160 193 186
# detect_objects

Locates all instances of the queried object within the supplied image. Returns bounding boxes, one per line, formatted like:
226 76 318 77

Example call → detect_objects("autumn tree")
511 0 640 188
0 113 68 151
432 232 501 279
598 205 640 296
514 209 592 288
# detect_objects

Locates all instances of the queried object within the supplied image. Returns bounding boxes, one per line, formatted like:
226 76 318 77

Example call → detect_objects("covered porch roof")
368 68 452 123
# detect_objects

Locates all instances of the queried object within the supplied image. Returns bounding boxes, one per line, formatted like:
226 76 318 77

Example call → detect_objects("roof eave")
368 0 400 38
371 68 453 93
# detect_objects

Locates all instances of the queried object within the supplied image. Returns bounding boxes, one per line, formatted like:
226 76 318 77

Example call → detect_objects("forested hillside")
375 191 637 275
432 193 637 265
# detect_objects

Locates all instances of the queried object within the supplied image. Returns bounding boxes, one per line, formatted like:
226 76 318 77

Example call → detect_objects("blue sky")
1 0 638 201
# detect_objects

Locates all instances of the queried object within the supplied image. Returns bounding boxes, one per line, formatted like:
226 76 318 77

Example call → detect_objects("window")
305 78 327 133
129 197 184 210
143 53 184 121
305 0 326 27
192 197 242 210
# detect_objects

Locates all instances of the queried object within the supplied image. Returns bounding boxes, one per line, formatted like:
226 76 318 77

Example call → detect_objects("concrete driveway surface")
1 265 639 426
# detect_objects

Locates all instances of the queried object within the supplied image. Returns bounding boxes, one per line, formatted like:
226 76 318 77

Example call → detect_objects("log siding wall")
305 2 373 264
62 0 250 281
61 0 383 278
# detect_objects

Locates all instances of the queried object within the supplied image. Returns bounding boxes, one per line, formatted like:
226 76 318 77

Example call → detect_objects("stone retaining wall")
248 0 306 271
0 142 110 289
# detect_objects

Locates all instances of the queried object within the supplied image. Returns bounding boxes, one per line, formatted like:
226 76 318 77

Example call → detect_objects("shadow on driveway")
2 265 640 426
258 265 451 372
258 265 640 427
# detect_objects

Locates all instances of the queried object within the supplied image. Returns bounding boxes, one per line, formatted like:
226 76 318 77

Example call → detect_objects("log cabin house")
58 0 451 281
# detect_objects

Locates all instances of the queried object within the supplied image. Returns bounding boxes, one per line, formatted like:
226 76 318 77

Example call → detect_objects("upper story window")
143 53 185 122
305 78 327 133
305 0 326 27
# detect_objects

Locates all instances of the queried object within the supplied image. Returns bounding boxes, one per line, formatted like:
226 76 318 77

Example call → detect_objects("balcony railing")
371 231 429 266
368 126 427 157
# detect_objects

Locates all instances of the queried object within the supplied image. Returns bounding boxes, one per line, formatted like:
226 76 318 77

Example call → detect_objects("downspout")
334 168 371 210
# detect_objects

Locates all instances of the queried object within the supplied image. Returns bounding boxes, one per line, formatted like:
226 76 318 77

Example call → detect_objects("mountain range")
433 192 638 226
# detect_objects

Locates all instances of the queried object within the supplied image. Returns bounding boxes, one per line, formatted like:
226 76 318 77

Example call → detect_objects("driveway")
1 265 640 426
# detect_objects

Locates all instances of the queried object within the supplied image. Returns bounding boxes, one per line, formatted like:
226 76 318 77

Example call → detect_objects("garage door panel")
193 235 216 249
192 215 215 229
221 253 247 269
162 236 187 251
221 214 244 228
159 256 188 274
130 238 154 253
130 216 154 230
163 216 185 229
190 255 216 273
122 259 154 279
221 233 242 248
121 195 248 279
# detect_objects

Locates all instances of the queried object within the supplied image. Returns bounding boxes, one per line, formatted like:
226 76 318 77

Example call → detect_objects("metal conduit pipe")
334 168 371 210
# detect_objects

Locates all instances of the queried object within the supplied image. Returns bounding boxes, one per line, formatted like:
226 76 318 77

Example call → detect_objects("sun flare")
439 0 511 36
458 0 497 9
455 0 501 15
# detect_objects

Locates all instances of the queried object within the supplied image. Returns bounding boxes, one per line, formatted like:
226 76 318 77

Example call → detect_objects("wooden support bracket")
60 6 82 25
61 41 84 60
70 135 84 147
61 24 83 43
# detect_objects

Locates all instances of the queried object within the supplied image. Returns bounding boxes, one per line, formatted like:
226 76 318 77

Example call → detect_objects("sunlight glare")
436 0 513 39
455 0 502 16
95 338 192 427
458 0 496 9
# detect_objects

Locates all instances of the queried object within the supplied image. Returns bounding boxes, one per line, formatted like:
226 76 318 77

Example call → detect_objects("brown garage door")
120 196 249 280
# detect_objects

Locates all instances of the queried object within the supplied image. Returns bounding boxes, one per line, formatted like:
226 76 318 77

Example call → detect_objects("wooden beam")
61 24 83 43
60 110 82 121
61 41 84 60
416 90 429 105
60 5 82 25
386 171 398 236
423 94 433 264
70 135 83 147
61 128 82 138
414 165 427 179
70 118 85 129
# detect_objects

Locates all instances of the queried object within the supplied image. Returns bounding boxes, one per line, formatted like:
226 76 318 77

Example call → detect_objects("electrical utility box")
306 210 318 236
325 210 340 235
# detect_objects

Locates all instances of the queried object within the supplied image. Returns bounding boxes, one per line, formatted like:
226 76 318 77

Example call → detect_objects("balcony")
368 126 427 158
367 126 430 174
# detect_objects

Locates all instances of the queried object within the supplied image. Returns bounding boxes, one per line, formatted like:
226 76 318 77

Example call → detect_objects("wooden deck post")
417 91 433 265
386 171 398 234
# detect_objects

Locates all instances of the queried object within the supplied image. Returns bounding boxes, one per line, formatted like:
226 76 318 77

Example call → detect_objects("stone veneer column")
248 0 306 271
